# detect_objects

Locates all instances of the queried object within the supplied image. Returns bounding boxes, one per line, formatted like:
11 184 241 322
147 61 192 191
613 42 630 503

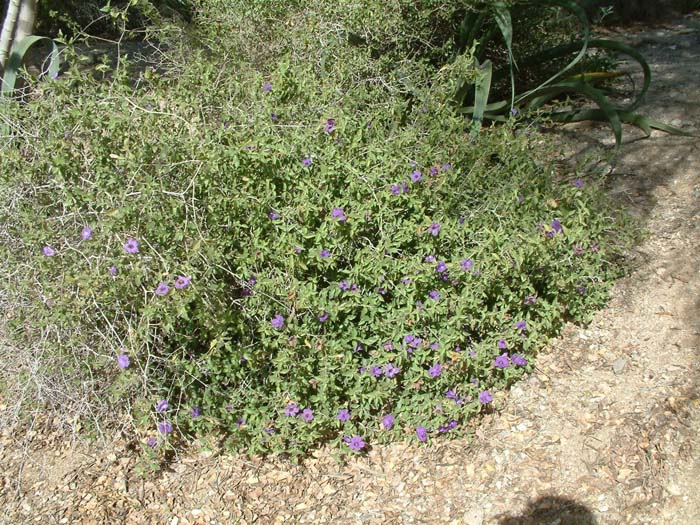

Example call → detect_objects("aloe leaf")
550 108 698 138
2 35 60 96
493 1 515 109
472 59 493 134
516 0 591 98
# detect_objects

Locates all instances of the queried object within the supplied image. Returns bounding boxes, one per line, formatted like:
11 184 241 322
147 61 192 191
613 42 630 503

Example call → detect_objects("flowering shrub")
0 11 634 457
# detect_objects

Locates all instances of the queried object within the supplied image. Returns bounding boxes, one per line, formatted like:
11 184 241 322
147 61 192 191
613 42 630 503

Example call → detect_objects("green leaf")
2 35 60 97
471 59 493 135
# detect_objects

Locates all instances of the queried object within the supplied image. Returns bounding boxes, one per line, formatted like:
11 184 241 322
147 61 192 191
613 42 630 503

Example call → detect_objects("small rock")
613 357 628 375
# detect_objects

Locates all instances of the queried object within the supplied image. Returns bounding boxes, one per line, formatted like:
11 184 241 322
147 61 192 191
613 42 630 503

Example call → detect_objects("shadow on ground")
497 495 597 525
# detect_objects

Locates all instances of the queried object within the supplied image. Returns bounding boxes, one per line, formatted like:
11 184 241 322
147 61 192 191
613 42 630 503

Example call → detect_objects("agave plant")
457 0 695 145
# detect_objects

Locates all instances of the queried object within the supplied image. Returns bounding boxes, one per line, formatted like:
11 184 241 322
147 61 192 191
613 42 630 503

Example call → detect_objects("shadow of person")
496 495 597 525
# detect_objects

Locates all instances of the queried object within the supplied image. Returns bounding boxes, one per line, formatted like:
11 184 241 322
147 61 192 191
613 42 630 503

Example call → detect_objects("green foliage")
0 24 635 455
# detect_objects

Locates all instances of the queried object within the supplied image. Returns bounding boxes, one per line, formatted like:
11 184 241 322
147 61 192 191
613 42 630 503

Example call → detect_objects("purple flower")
479 391 493 404
264 427 275 435
430 342 439 350
158 421 173 434
190 406 201 418
339 280 351 291
301 408 314 422
262 82 272 92
344 435 365 451
318 312 329 323
270 113 279 121
285 402 300 417
427 223 441 236
497 339 507 350
572 178 584 187
337 409 350 422
117 353 130 369
155 282 170 296
354 343 363 353
551 219 563 233
410 170 422 182
155 400 169 413
515 320 526 332
441 163 452 171
295 246 303 254
236 417 246 427
401 278 412 285
269 210 280 220
512 354 528 367
383 341 394 351
302 157 312 167
370 365 382 377
424 255 436 263
401 182 410 194
428 363 443 378
108 265 118 276
174 275 191 289
428 290 440 301
494 353 510 369
324 118 335 133
461 258 473 271
271 314 285 329
446 389 458 400
430 166 439 176
590 243 600 253
43 245 55 256
384 363 400 378
576 286 587 295
81 226 93 240
319 249 331 258
416 426 428 442
436 261 447 273
404 334 415 345
524 295 537 305
391 184 401 195
147 437 157 447
511 107 519 115
123 238 139 254
382 414 394 430
438 420 459 433
332 207 347 222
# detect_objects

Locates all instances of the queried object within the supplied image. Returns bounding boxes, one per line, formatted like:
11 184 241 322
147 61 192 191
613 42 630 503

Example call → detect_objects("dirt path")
1 13 700 525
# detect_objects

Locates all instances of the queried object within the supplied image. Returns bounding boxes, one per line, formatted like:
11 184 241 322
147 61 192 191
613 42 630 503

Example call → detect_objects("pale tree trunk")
0 0 23 69
14 0 36 44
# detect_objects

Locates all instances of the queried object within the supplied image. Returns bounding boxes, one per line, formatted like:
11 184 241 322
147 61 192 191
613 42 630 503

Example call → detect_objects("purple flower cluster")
123 238 139 254
479 391 493 404
494 353 510 369
382 414 394 430
391 182 410 195
117 353 130 369
344 435 365 451
427 223 441 236
332 207 347 222
512 354 528 367
403 334 423 352
428 363 443 378
437 420 458 433
271 314 285 329
384 363 400 378
416 426 428 442
337 409 350 422
324 118 335 133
